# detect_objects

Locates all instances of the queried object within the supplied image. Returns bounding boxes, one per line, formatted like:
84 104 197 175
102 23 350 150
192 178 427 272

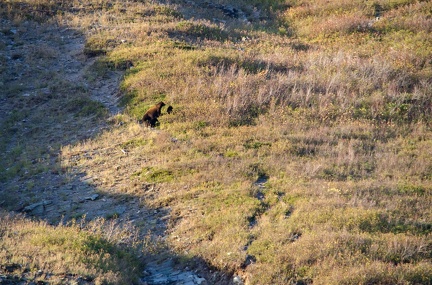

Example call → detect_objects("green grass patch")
171 21 229 42
120 138 147 150
133 167 175 183
67 96 107 118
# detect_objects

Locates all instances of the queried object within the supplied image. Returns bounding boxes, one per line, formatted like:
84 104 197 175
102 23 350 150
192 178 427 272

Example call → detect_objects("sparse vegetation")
1 0 431 284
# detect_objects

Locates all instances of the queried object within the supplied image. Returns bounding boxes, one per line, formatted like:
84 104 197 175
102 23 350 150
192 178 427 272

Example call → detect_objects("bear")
140 101 165 127
167 105 173 114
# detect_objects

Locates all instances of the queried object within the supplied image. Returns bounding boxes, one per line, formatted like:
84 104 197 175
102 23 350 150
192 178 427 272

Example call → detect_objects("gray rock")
81 193 99 202
23 200 52 215
193 275 207 285
115 205 127 215
142 259 208 285
233 275 244 285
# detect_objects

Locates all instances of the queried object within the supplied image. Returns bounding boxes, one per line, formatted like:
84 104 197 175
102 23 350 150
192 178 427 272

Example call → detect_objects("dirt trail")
0 18 131 224
0 18 231 285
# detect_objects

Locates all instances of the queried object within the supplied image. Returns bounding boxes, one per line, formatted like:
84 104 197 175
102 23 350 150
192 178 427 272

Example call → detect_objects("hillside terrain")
1 0 431 284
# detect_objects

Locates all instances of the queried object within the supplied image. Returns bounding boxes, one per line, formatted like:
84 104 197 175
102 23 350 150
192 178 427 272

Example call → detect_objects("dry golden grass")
2 0 432 284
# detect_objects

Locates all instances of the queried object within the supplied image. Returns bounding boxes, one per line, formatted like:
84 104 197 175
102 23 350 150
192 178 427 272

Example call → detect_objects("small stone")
84 194 99 201
142 270 150 276
233 275 244 285
244 255 256 267
193 275 207 284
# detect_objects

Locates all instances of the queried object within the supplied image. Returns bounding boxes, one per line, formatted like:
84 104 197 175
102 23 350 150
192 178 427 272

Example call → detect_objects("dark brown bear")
140 101 165 127
167 105 173 114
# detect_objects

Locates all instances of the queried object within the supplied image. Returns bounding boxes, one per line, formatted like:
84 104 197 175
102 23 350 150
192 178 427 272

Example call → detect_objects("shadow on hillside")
0 4 234 284
171 0 272 26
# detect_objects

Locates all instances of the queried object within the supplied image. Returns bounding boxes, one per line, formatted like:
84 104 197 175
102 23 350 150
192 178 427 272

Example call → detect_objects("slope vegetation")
1 0 431 284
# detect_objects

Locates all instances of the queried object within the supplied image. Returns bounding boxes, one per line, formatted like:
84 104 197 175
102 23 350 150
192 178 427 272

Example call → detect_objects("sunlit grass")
1 0 432 284
0 213 143 284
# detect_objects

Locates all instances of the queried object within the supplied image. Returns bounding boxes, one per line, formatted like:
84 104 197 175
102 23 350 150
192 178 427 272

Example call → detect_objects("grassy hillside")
1 0 431 284
0 213 143 284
